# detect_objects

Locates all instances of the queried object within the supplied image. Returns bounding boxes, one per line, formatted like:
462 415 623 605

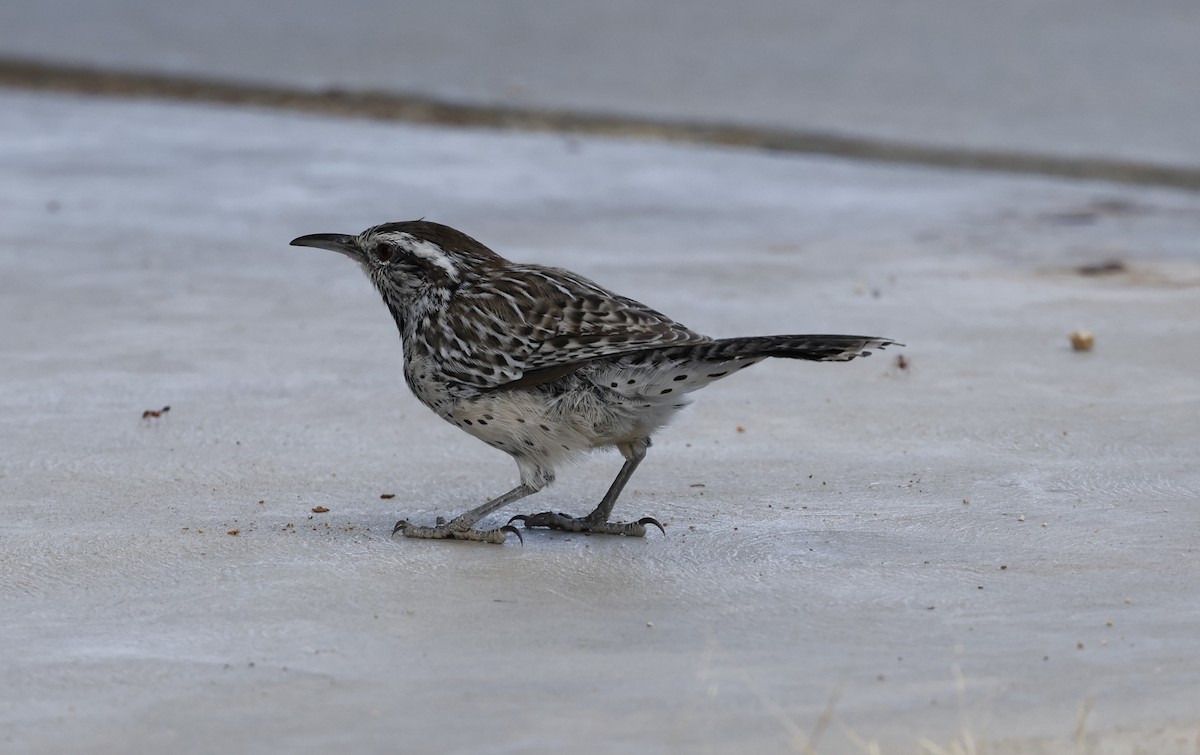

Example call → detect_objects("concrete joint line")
2 56 1198 192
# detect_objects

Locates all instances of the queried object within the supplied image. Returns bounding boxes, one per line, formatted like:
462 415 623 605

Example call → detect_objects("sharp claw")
507 514 528 527
500 524 524 545
637 517 666 536
392 519 408 536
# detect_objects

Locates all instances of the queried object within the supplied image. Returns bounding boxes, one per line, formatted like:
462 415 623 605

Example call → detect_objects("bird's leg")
393 483 538 544
511 438 664 537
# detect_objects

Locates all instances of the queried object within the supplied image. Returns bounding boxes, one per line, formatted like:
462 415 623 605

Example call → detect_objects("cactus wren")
291 221 897 544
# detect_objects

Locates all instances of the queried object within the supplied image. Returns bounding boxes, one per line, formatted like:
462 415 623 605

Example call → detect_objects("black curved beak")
290 233 363 262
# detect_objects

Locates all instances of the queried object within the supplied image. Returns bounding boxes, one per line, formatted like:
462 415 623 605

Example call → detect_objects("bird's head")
290 220 503 295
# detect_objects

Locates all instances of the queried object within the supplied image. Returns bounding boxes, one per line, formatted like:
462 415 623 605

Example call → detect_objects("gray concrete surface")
2 89 1199 753
1 0 1198 169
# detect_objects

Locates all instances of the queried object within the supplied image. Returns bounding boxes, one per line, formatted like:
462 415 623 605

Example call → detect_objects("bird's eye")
375 245 394 263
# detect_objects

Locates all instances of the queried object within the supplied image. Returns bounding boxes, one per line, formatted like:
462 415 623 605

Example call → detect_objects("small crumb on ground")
1076 260 1126 276
311 506 329 513
1069 330 1095 351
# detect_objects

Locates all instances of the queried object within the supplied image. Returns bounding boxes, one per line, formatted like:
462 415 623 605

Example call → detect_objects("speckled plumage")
291 220 898 543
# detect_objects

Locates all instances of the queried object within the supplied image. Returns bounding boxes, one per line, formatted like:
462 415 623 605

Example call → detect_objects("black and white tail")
651 334 898 363
591 334 900 400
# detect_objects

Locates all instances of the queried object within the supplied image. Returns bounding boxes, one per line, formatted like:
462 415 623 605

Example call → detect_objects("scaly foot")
509 512 664 537
393 517 523 544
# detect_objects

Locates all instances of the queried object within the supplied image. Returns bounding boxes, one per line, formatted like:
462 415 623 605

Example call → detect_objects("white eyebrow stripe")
394 234 460 281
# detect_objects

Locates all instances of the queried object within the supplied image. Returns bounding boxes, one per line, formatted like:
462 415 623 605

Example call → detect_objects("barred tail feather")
655 335 899 363
496 334 900 393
